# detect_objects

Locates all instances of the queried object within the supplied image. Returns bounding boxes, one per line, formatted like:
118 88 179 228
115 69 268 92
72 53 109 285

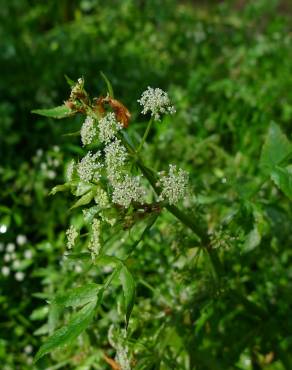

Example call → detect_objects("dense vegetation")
0 1 291 369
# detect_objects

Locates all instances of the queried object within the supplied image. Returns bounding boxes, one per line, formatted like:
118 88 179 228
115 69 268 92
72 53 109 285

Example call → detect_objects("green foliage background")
0 0 291 369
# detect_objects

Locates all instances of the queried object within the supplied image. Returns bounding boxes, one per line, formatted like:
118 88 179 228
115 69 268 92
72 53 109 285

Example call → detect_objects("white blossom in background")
6 243 15 253
4 254 11 262
36 149 43 157
12 260 21 270
24 345 33 355
158 164 189 205
112 175 145 208
98 112 123 144
17 235 27 246
80 116 97 146
1 266 10 277
24 250 33 260
53 145 60 152
104 139 127 184
66 225 78 249
15 271 25 281
77 151 103 183
66 159 75 181
88 218 101 258
138 87 176 121
47 170 56 179
94 187 110 209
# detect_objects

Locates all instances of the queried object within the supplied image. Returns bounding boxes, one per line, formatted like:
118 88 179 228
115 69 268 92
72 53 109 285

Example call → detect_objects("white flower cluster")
138 87 176 121
158 164 189 205
77 151 103 183
94 187 110 209
81 116 97 146
1 235 32 281
66 225 78 249
112 175 145 208
98 112 123 144
104 139 128 184
88 218 101 258
33 147 61 180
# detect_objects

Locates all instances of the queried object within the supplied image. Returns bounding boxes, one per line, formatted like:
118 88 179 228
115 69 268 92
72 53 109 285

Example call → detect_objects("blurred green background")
0 0 291 369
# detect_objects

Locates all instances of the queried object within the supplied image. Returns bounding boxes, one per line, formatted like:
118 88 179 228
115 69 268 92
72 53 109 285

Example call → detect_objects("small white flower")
138 87 176 121
1 266 10 277
24 250 33 260
66 225 78 249
0 224 8 233
17 235 27 246
40 162 47 171
75 265 83 273
6 243 15 253
104 139 127 184
53 159 60 167
88 219 101 258
24 345 33 355
77 151 103 183
94 187 110 209
66 159 75 181
12 260 21 269
158 164 189 205
36 149 43 157
98 112 123 144
47 170 56 179
15 271 25 281
81 116 97 146
4 254 11 262
53 145 60 152
112 175 146 208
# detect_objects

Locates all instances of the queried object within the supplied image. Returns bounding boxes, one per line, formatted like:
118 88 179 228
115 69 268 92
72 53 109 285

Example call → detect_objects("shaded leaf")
271 166 292 199
35 300 96 362
53 283 101 309
119 266 136 327
260 123 291 171
70 190 95 209
32 105 73 119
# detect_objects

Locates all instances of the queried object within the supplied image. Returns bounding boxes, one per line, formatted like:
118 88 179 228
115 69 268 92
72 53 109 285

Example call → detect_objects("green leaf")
271 166 292 199
100 71 114 98
119 265 136 328
70 190 95 210
260 123 291 171
35 300 96 362
64 75 75 87
50 183 70 195
32 105 73 119
53 283 101 309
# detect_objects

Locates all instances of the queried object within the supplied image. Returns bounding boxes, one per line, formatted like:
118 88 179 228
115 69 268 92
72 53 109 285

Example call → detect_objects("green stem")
136 117 154 153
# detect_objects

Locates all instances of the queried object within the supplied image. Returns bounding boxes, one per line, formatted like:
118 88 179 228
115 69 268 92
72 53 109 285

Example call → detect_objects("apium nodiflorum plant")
32 75 221 367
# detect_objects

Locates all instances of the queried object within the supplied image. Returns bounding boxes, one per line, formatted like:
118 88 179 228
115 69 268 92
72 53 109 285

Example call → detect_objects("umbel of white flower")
77 151 103 183
88 218 101 258
158 164 189 205
81 116 97 146
112 175 145 208
137 86 176 121
104 139 128 184
98 112 123 144
66 159 75 181
66 225 78 249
